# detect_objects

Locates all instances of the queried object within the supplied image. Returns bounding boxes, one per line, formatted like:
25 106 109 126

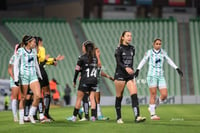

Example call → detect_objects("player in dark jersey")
67 41 98 122
114 31 146 124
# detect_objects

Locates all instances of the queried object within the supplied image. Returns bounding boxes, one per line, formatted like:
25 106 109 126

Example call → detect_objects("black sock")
44 94 51 115
39 98 43 114
83 93 89 119
131 94 140 119
115 96 123 120
73 108 79 117
24 99 32 117
91 109 96 118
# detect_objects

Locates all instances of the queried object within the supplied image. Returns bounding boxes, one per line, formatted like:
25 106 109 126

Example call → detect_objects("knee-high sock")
83 93 89 119
12 99 18 117
97 104 102 117
73 108 79 117
44 94 51 115
131 94 140 119
115 96 123 120
38 98 44 119
24 99 32 117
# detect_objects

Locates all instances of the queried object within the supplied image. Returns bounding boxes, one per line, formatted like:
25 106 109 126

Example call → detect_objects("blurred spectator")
4 93 10 110
49 78 60 105
64 83 71 106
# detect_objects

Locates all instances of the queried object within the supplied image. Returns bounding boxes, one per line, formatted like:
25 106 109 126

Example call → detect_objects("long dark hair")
119 31 130 45
22 35 34 46
84 41 95 64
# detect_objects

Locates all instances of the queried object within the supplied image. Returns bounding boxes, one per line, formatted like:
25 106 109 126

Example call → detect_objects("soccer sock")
91 109 96 118
19 109 24 122
97 104 102 117
24 99 32 117
131 94 140 119
115 96 123 120
73 108 79 117
83 93 89 119
149 104 156 116
29 106 37 116
39 98 44 119
44 94 51 115
12 99 17 117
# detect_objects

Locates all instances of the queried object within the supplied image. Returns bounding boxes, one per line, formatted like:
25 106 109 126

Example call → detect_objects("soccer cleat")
97 115 109 120
29 115 36 124
40 117 51 123
79 117 89 121
19 120 24 125
135 116 146 123
117 118 124 124
14 116 19 122
44 114 55 121
151 115 160 120
24 116 30 122
90 116 96 122
66 116 77 122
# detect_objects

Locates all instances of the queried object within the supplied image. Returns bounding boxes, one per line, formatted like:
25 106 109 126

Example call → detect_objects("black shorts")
78 83 97 92
114 72 134 82
39 68 49 88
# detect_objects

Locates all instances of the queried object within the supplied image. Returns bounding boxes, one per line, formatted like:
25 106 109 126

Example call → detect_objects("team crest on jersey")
155 59 161 63
122 52 126 55
28 57 34 63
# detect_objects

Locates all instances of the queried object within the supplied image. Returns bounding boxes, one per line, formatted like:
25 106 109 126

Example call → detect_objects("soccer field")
0 104 199 133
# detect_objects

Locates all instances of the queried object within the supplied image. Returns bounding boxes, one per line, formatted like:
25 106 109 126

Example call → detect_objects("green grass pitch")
0 104 199 133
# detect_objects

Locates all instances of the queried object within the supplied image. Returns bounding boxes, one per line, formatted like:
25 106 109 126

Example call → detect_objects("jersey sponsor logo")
155 59 161 63
122 52 126 55
28 57 34 63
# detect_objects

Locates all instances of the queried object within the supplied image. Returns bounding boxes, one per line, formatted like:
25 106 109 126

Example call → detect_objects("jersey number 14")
86 68 97 78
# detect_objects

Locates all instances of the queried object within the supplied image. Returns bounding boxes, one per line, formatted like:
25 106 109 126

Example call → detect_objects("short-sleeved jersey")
114 44 135 75
9 54 16 65
38 46 54 65
75 54 98 85
137 49 178 77
14 47 40 81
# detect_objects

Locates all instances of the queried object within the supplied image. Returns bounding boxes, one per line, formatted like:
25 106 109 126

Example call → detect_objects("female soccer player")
14 35 42 124
134 38 183 120
68 41 98 122
8 43 23 122
95 47 114 120
114 31 146 124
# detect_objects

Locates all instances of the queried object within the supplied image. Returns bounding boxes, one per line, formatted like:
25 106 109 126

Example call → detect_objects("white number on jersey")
86 68 97 78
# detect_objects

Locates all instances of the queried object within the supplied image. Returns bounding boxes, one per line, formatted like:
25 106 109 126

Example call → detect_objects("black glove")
134 69 139 78
176 68 183 77
14 81 19 86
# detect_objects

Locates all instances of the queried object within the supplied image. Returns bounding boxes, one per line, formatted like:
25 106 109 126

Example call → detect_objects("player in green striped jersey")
14 35 42 124
134 38 183 120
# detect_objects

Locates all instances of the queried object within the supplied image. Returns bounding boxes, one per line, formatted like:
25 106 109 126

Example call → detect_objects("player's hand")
56 55 65 61
73 82 76 88
53 61 57 66
108 76 114 81
176 68 183 77
45 54 50 60
14 81 19 86
134 69 139 78
125 67 134 75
